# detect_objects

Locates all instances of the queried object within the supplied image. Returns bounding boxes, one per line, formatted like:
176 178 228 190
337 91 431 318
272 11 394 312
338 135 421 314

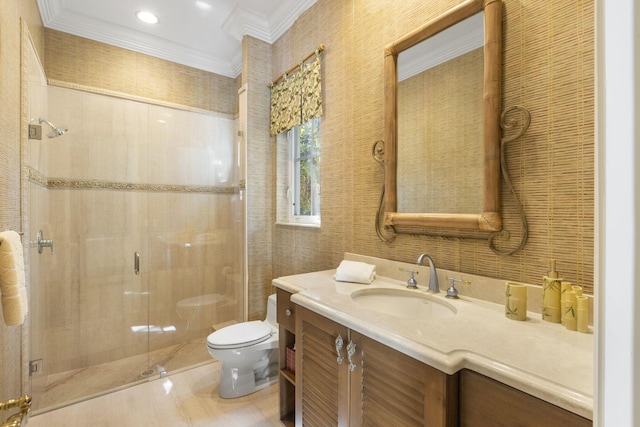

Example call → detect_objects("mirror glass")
384 0 502 231
397 13 484 214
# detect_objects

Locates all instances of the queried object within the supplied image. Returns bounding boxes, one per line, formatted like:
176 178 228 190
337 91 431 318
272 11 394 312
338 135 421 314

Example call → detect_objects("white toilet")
206 294 279 398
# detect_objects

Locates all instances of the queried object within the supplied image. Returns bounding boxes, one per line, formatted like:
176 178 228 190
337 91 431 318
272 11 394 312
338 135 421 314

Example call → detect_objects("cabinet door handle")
285 308 292 316
335 335 344 365
347 340 357 371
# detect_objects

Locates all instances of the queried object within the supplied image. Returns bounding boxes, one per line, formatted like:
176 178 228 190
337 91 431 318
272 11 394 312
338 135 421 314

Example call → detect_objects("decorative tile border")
27 167 238 194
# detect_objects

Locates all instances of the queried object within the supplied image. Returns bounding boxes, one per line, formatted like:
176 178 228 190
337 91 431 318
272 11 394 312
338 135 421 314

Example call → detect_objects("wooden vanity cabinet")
295 305 458 426
459 370 592 427
276 288 297 426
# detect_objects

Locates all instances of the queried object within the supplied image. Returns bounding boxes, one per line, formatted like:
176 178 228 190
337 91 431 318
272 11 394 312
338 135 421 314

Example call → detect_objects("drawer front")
276 288 295 332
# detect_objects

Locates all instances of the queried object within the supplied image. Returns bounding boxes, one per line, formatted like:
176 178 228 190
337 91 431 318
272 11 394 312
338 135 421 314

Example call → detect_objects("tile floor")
27 362 281 427
36 338 212 411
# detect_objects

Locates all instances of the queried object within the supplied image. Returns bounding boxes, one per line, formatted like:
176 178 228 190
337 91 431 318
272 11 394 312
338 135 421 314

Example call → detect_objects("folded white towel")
334 260 376 284
0 230 27 326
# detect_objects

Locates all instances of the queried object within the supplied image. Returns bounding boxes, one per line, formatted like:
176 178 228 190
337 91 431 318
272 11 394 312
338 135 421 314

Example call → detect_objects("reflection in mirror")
397 13 484 214
383 0 502 231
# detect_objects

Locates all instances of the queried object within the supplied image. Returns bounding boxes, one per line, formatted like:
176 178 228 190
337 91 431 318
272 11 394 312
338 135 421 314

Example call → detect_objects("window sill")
275 221 321 229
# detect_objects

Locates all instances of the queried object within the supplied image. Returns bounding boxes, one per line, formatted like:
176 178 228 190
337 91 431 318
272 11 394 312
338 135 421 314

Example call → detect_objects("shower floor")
36 337 212 413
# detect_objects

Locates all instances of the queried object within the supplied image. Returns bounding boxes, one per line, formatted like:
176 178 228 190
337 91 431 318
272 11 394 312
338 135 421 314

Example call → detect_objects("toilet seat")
207 321 272 349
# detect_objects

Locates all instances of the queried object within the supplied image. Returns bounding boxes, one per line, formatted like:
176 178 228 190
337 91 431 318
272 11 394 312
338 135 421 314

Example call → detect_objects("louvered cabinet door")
349 332 458 427
296 307 350 426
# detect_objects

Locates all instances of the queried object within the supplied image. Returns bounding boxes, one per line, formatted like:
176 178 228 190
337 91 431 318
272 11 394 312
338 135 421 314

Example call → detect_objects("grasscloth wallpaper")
44 29 239 116
271 0 594 294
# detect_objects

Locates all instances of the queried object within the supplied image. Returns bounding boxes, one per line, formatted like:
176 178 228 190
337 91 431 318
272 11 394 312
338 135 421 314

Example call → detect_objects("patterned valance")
270 46 324 136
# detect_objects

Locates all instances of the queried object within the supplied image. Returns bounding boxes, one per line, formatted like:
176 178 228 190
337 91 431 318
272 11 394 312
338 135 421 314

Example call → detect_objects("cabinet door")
350 331 458 427
296 307 350 426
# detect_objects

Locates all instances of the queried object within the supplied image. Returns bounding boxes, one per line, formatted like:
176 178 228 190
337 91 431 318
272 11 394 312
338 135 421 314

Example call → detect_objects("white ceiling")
36 0 317 78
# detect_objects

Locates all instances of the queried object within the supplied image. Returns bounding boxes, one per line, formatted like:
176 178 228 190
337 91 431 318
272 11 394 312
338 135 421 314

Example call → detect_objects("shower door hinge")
29 359 43 376
28 124 42 140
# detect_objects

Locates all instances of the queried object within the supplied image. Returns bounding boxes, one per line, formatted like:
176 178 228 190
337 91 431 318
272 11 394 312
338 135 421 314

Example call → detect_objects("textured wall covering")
44 29 238 116
272 0 357 278
0 0 43 407
271 0 594 294
242 37 275 320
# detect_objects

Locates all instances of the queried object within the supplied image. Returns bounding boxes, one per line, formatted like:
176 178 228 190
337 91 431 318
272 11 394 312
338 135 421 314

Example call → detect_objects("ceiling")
36 0 317 78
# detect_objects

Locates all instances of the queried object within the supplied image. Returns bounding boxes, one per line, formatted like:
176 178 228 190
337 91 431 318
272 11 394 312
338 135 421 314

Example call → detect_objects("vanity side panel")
277 289 296 425
459 370 592 426
276 288 296 332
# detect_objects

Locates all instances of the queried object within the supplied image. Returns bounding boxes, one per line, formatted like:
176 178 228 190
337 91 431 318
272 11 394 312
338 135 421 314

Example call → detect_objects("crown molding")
36 0 317 78
223 0 317 43
222 6 271 42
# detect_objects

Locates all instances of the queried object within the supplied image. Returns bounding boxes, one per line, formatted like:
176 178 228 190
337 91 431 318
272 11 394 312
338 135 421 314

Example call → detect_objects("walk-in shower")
38 117 67 138
26 85 246 414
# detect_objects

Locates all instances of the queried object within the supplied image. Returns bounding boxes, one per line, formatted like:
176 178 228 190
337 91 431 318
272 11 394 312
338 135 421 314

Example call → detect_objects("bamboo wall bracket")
372 140 396 243
487 105 531 255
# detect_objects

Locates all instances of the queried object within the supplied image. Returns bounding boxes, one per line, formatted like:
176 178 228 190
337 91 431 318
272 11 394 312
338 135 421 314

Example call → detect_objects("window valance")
270 44 324 136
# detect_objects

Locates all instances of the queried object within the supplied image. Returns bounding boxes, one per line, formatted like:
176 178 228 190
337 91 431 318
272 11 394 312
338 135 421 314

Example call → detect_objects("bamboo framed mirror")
383 0 502 231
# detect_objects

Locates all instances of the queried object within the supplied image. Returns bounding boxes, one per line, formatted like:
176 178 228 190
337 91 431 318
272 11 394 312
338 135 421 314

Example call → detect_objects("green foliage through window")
289 118 321 223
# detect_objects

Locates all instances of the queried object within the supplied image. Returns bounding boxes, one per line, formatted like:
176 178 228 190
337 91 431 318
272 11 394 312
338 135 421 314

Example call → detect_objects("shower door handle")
134 252 140 275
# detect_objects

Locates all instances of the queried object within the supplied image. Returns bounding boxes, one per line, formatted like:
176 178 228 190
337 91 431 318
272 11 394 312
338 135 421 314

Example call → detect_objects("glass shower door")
28 82 244 413
34 86 152 411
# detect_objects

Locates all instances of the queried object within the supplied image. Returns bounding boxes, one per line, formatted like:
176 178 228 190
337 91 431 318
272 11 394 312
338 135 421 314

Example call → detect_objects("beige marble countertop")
272 262 594 420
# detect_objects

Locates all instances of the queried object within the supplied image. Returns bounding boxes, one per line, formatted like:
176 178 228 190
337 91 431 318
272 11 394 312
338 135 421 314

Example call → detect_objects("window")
277 118 321 226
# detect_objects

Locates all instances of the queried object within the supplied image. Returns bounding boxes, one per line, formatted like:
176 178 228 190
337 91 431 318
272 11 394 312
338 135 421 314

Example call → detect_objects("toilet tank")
265 294 277 326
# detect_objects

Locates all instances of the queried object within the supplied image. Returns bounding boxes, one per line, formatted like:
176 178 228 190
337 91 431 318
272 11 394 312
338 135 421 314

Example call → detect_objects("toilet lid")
207 321 272 349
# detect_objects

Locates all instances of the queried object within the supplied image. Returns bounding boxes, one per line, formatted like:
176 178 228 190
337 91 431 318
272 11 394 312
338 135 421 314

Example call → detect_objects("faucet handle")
399 268 419 289
445 277 471 299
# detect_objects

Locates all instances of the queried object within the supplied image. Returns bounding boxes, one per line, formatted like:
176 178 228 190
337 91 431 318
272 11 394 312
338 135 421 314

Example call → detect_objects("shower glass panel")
29 85 244 413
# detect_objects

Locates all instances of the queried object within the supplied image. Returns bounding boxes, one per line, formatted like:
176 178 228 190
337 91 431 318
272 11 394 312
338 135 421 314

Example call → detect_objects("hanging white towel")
334 260 376 284
0 230 27 326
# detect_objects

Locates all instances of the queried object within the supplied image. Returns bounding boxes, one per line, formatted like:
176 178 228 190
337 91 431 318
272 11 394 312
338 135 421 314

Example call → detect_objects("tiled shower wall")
32 86 243 373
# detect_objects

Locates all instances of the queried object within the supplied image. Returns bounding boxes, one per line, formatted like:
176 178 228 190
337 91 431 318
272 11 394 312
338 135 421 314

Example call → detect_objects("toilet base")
217 349 278 398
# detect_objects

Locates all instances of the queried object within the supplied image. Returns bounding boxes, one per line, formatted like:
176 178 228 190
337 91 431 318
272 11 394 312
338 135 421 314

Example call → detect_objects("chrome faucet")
416 253 439 293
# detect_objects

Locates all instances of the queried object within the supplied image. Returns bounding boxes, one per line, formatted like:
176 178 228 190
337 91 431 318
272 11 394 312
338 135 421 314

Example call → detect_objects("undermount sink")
351 288 457 321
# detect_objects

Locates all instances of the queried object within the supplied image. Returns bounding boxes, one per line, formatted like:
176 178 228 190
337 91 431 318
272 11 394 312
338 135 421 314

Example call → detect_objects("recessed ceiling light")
195 1 212 10
136 11 158 24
